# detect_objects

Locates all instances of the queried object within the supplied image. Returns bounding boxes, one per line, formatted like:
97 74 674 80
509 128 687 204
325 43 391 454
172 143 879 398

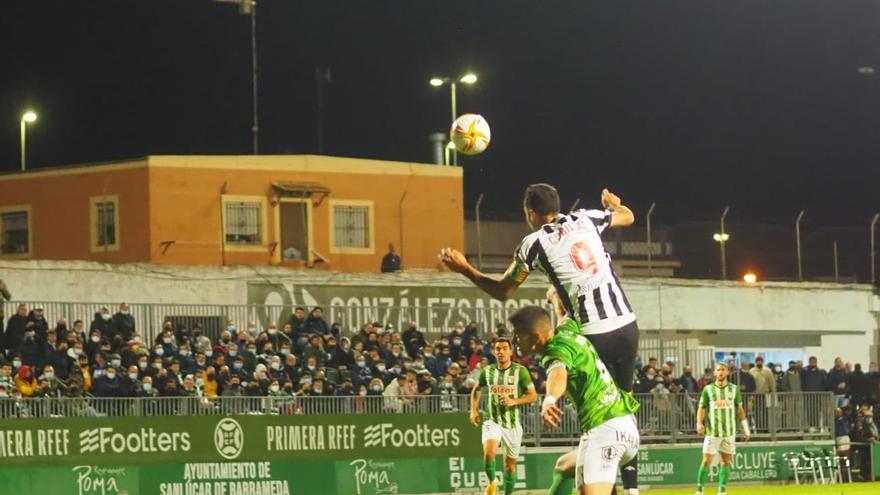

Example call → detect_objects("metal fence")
0 391 835 445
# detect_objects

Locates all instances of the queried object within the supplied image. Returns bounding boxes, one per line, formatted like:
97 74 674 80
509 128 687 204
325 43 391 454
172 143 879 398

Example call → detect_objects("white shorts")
703 436 736 456
576 415 640 486
481 421 523 459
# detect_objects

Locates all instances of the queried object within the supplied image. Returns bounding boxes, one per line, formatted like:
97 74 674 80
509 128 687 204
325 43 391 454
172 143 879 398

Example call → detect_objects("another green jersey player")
470 338 538 495
695 363 750 495
510 306 640 495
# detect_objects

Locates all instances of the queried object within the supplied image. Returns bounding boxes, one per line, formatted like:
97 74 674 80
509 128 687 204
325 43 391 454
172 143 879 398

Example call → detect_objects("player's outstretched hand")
498 394 515 407
469 410 480 427
439 248 471 274
542 404 563 429
696 423 705 436
601 188 621 209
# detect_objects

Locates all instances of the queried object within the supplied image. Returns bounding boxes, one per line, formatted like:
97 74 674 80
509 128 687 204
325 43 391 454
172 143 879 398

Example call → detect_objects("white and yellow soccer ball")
450 113 491 155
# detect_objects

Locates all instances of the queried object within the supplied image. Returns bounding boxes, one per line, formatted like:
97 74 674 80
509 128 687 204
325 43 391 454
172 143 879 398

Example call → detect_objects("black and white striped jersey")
512 208 635 335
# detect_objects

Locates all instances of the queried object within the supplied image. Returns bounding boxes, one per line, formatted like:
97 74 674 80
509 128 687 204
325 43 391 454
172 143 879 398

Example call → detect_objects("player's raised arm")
439 248 525 301
601 188 635 228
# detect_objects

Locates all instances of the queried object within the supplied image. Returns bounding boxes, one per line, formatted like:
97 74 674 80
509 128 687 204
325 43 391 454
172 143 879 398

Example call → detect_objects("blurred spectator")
696 367 713 392
306 307 329 336
89 308 112 337
849 363 870 408
827 357 849 400
268 356 290 386
380 243 401 272
750 356 776 394
383 374 410 412
0 280 11 353
93 366 127 397
141 376 157 397
679 366 698 394
402 322 426 356
36 365 65 397
111 303 135 341
190 324 212 354
6 304 28 351
802 356 827 392
302 336 325 367
780 361 803 393
0 363 16 394
732 361 756 393
637 367 658 393
835 407 852 457
28 308 49 340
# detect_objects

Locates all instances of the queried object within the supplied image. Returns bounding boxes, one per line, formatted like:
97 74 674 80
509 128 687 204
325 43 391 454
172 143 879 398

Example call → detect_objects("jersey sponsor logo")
569 242 598 275
490 385 517 395
713 399 734 409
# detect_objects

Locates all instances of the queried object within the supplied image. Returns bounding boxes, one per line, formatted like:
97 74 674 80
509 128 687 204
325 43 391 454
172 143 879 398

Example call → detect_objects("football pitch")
641 482 880 495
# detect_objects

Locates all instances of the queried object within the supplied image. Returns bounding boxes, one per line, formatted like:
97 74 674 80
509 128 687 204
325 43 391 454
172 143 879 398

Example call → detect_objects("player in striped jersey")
470 338 537 495
695 363 750 495
441 183 641 494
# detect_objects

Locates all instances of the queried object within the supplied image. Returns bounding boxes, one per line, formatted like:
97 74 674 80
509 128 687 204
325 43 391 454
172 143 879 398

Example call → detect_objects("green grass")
643 482 880 495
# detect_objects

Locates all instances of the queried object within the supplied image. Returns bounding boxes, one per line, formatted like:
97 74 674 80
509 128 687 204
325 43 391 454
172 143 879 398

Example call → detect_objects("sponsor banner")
0 441 829 494
0 413 479 468
247 282 549 333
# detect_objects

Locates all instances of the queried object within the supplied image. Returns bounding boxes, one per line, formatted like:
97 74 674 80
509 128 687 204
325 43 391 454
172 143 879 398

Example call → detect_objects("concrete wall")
0 260 876 365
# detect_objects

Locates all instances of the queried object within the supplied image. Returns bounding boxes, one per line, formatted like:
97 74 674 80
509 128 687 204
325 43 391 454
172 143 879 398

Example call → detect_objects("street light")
429 72 478 165
713 233 730 242
20 110 37 171
743 273 758 284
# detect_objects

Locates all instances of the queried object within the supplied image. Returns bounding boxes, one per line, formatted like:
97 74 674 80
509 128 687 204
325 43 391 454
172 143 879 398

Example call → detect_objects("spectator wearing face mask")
140 376 157 398
188 324 211 355
267 356 290 385
85 330 104 361
90 308 113 338
27 308 49 341
110 304 136 342
93 366 127 397
263 323 291 351
637 367 658 393
126 366 145 396
36 365 65 398
177 344 196 375
16 323 45 368
156 330 178 358
750 356 777 394
309 378 326 397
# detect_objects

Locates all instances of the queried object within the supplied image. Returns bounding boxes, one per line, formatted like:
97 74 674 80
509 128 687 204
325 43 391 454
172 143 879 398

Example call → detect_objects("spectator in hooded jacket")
5 304 29 352
14 365 38 397
111 303 136 341
306 307 329 336
802 356 827 392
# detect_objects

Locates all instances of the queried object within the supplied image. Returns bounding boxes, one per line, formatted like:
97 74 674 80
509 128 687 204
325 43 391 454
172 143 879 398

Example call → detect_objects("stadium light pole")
214 0 259 154
430 73 477 166
646 202 656 275
795 210 805 281
20 111 37 171
716 206 730 280
871 213 879 285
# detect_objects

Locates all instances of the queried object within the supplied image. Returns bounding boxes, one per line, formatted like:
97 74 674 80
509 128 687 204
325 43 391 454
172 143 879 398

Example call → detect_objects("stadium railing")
0 391 835 445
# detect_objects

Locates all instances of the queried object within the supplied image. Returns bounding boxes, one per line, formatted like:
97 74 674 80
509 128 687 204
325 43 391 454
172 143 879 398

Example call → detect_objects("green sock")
484 457 497 485
696 465 709 492
548 468 575 495
719 465 730 492
503 470 516 495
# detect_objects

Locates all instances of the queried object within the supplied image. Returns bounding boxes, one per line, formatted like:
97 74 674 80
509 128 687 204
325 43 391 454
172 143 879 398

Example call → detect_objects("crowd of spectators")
0 303 548 414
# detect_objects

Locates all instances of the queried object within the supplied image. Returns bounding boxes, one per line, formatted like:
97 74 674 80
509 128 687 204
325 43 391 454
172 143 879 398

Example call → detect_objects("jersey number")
569 242 598 275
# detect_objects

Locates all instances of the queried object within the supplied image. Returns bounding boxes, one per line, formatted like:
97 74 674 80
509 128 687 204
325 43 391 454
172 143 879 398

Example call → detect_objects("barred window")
95 201 117 247
0 211 29 255
333 205 370 249
225 201 262 245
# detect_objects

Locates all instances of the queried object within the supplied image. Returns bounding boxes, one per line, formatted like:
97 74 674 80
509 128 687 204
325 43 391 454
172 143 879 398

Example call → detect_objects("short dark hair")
493 337 512 349
523 184 561 216
508 306 551 334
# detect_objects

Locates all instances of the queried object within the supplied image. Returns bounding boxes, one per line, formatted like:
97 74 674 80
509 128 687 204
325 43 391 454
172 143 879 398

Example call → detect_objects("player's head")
509 306 554 355
713 362 729 383
523 183 560 229
492 338 513 365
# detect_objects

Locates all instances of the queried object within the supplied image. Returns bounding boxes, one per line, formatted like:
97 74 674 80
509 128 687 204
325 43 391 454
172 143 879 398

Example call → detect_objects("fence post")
796 210 805 281
646 202 656 275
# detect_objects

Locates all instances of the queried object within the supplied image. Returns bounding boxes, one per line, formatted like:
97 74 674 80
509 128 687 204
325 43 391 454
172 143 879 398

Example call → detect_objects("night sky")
3 1 880 228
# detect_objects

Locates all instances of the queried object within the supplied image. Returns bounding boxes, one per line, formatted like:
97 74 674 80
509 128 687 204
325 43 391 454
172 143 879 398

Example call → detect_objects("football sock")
484 457 497 485
547 468 575 495
696 464 709 492
719 465 730 492
503 469 516 495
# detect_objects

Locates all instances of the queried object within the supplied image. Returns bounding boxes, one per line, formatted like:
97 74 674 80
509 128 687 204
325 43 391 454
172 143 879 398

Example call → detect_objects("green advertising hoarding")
0 410 831 495
0 413 479 468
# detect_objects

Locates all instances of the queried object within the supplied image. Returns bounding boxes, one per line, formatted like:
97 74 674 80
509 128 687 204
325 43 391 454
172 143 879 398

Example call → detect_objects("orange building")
0 155 464 271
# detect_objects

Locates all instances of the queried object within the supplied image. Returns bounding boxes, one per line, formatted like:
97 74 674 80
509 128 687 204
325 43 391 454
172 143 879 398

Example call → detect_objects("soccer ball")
450 113 491 155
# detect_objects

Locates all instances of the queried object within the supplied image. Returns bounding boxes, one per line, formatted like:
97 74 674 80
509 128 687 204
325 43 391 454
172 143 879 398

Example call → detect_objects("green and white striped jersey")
478 363 534 428
700 382 743 437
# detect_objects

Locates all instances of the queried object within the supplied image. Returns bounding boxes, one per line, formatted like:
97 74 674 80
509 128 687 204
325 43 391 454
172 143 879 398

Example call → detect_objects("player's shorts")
703 436 737 456
584 320 639 392
576 414 640 486
481 421 523 459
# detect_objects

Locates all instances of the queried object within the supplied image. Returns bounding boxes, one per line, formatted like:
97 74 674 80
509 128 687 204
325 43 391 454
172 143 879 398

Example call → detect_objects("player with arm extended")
695 363 750 495
510 304 639 495
442 184 640 493
470 338 538 495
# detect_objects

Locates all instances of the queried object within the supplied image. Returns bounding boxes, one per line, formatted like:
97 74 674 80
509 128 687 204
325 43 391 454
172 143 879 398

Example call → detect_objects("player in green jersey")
695 363 750 495
510 305 640 495
470 338 538 495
